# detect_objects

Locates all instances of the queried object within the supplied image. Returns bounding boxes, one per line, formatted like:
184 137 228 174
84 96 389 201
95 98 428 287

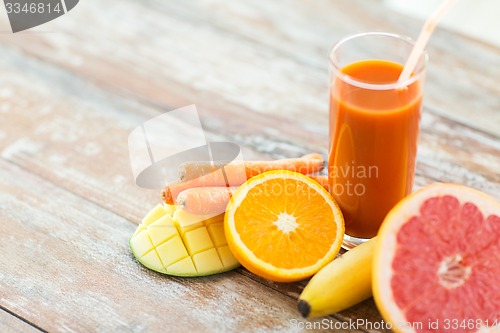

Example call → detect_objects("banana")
297 237 376 318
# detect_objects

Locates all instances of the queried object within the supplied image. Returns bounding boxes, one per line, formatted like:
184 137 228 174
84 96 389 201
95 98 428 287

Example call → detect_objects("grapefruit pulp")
373 183 500 333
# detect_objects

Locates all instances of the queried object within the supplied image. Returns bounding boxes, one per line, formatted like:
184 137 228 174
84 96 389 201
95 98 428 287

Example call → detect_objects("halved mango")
130 204 240 277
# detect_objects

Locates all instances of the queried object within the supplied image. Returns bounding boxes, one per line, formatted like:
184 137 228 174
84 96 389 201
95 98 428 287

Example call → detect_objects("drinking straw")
397 0 459 88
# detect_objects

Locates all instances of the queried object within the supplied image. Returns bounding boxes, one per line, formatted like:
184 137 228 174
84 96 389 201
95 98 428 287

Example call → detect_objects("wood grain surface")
0 309 42 333
0 0 498 332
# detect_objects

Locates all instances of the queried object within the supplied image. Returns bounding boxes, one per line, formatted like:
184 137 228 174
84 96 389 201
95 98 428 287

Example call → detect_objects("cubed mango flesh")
130 204 239 277
147 215 177 246
192 248 224 274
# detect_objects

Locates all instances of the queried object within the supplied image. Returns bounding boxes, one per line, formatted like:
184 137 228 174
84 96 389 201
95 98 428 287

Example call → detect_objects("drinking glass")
328 32 428 249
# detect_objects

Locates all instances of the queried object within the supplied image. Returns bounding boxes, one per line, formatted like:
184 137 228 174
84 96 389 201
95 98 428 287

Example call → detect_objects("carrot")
162 170 231 205
163 154 324 205
176 187 237 215
174 175 330 216
178 153 324 181
178 161 229 182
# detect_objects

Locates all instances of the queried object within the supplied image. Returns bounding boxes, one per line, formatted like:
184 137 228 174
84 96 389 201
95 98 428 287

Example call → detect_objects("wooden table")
1 1 498 332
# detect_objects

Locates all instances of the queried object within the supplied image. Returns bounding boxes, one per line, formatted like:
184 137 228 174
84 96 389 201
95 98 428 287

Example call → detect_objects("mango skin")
130 204 240 277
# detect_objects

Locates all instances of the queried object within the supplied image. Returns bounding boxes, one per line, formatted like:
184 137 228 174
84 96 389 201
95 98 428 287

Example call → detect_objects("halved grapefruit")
373 183 500 333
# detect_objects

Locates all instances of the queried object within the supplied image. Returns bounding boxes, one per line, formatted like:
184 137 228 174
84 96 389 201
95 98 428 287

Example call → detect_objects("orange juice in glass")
328 32 427 248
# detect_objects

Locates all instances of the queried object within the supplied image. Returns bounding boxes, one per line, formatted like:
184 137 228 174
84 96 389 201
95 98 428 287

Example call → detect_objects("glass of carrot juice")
328 32 428 249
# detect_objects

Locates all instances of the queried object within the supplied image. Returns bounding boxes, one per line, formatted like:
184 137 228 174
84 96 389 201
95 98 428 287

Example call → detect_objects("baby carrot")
173 175 330 216
163 154 325 205
162 171 228 205
176 187 237 215
178 161 228 181
178 153 324 181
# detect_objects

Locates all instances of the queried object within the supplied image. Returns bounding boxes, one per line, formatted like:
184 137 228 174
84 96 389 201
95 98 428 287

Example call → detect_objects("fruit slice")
130 204 240 277
373 183 500 333
224 170 345 282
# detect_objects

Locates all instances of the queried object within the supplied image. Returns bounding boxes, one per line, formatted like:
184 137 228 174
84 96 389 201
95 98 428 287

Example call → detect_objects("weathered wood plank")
238 269 393 333
418 108 500 199
0 160 369 333
0 45 270 224
0 308 43 333
0 0 497 138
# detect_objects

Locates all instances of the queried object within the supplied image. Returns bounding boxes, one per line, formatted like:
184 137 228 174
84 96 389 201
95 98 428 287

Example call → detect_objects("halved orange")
373 183 500 333
224 170 345 282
